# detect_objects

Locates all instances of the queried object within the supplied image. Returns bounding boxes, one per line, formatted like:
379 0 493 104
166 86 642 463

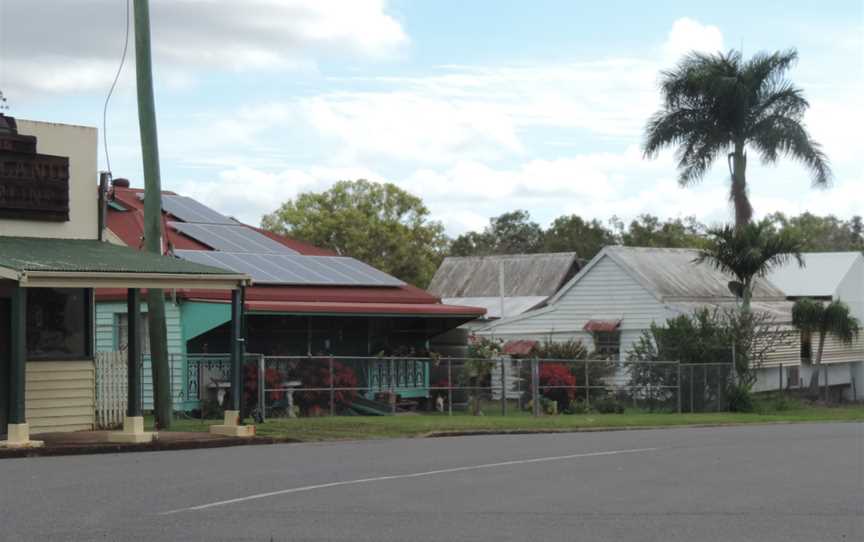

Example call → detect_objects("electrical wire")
102 0 131 176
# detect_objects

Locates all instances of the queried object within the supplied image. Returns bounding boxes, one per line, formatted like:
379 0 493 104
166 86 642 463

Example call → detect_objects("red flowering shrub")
244 364 286 408
294 359 359 413
539 363 577 411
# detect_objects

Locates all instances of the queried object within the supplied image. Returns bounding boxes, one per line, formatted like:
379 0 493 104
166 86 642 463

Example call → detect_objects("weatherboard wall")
95 300 186 409
837 256 864 322
25 361 95 432
477 255 674 359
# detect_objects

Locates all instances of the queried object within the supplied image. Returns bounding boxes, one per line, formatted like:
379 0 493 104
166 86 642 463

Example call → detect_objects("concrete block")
0 423 44 448
107 416 154 444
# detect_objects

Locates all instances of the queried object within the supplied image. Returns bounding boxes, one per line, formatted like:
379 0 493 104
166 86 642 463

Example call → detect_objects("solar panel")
138 194 236 225
169 222 297 255
174 250 405 287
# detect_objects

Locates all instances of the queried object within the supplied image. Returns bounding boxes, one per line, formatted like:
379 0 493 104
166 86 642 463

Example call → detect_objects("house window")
593 331 621 360
27 288 91 360
786 366 800 388
117 313 151 355
800 332 812 363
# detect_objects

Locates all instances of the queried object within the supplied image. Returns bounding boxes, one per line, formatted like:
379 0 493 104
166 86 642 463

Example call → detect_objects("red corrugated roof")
502 339 539 356
101 185 485 317
244 300 484 316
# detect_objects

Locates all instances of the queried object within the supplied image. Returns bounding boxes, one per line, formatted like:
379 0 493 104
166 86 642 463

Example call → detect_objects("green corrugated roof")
0 236 237 275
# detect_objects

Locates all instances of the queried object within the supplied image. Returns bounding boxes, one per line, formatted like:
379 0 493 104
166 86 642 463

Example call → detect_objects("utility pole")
134 0 172 429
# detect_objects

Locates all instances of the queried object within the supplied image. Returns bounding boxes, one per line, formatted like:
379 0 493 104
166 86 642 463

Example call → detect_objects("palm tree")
695 222 804 313
644 49 831 227
792 298 860 397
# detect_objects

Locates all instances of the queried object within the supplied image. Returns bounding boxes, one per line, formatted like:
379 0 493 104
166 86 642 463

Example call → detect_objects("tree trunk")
808 333 827 397
146 290 172 428
730 145 752 228
741 278 753 314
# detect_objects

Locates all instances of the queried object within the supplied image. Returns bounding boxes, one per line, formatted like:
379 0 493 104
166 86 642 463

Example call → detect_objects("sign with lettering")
0 116 70 222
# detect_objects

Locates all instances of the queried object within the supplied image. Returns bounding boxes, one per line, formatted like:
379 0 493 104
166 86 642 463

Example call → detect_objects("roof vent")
112 177 131 188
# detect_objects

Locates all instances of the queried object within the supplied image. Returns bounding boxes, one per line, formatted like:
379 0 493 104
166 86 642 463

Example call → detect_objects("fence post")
258 354 266 422
389 358 396 414
779 363 783 395
531 358 540 417
500 358 507 416
823 364 829 403
690 364 695 413
447 358 453 417
676 362 682 414
584 360 590 408
329 357 335 417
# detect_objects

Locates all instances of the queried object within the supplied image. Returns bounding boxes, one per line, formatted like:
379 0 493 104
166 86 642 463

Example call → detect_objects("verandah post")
8 286 26 425
230 287 243 414
127 288 141 418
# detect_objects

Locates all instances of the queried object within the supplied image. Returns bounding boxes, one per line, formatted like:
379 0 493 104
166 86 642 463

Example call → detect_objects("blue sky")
1 0 861 235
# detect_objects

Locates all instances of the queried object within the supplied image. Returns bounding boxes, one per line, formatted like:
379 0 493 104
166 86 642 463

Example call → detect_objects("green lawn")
154 402 864 442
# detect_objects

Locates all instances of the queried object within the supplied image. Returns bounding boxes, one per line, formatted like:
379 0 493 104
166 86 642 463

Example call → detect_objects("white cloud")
1 0 407 96
661 17 725 65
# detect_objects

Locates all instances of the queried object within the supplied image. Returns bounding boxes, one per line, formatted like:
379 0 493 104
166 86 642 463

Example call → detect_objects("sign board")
0 115 70 222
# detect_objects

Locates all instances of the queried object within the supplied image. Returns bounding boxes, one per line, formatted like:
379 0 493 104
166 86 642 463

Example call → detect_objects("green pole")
126 289 142 418
134 0 172 429
8 287 26 425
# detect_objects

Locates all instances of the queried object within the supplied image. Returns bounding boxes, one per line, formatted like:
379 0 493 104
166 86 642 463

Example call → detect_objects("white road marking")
160 446 658 515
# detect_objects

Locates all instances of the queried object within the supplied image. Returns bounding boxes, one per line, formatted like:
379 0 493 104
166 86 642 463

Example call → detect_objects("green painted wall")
95 300 185 410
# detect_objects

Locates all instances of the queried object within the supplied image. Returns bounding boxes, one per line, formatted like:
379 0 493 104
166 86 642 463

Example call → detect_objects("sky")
1 0 861 236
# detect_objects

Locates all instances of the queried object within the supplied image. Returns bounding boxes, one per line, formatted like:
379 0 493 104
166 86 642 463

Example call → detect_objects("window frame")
592 330 621 360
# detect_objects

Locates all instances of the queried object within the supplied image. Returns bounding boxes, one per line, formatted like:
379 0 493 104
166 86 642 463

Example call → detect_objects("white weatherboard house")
476 246 864 399
766 252 864 395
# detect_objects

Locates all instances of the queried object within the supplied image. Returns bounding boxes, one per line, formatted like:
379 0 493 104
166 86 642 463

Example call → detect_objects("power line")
102 0 131 175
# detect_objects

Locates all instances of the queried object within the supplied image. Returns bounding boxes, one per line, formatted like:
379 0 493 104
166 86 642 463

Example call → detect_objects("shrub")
293 359 359 414
591 397 625 414
539 363 577 412
727 384 754 413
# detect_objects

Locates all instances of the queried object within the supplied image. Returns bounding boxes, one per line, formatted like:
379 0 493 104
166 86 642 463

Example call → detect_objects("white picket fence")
95 351 128 429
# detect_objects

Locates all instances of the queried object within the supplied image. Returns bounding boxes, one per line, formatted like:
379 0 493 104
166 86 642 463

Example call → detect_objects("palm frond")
750 115 831 185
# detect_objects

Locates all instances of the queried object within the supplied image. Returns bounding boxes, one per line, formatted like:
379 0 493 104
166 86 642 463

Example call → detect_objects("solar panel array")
175 250 405 287
138 191 404 288
169 222 297 255
139 194 237 225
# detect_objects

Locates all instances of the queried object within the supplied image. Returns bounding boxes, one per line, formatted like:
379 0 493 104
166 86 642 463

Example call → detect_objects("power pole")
133 0 172 429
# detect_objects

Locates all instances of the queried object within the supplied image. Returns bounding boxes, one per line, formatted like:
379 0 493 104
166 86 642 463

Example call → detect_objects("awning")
0 237 250 289
242 299 486 318
583 319 622 333
502 340 538 356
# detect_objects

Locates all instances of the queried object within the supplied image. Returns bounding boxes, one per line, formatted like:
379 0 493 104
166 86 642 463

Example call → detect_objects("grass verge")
153 403 864 442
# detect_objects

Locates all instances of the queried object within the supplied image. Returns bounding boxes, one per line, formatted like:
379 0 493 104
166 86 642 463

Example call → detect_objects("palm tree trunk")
741 278 753 314
730 145 752 228
808 332 826 397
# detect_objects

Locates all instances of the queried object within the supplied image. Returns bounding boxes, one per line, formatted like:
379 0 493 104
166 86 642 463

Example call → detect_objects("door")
0 299 10 432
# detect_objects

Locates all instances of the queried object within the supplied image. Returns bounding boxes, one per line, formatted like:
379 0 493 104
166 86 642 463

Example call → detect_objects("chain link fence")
175 355 735 420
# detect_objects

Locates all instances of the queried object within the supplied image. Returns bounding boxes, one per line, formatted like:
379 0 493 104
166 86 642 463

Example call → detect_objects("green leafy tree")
792 299 861 397
696 221 804 313
450 210 544 256
261 180 448 288
614 214 707 248
542 215 616 260
765 212 864 251
644 49 830 227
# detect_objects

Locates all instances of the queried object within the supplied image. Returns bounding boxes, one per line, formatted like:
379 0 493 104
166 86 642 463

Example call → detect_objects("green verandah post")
229 288 245 415
8 286 26 425
127 289 142 418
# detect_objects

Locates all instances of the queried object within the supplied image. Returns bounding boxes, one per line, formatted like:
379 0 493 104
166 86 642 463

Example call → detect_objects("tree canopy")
261 180 448 288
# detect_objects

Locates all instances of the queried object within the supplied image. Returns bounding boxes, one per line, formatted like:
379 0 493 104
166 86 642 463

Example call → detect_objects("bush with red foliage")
244 364 286 409
539 362 577 411
293 358 359 413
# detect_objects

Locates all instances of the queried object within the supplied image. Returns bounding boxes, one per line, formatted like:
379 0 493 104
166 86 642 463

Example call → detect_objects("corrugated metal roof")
767 252 862 298
441 296 547 319
668 300 795 322
0 237 236 275
428 252 579 298
605 246 786 301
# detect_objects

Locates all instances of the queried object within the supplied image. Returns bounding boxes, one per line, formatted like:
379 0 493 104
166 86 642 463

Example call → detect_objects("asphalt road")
1 423 862 541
